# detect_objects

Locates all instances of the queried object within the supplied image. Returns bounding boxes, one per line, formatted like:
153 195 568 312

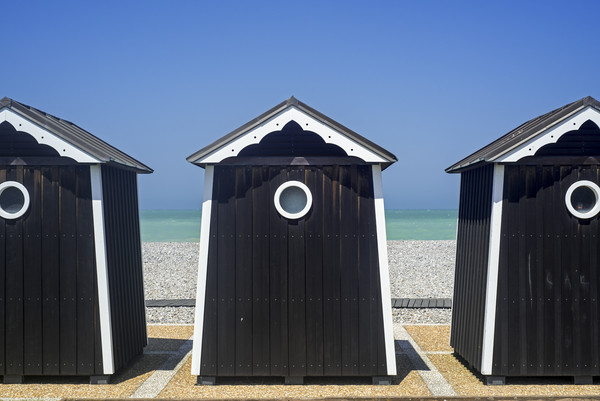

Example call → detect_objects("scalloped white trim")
197 107 387 165
0 108 99 163
496 106 600 162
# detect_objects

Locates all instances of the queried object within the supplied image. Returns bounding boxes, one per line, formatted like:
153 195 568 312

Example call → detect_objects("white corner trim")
372 164 397 376
90 165 115 375
495 106 600 163
197 106 387 165
0 108 99 163
480 164 504 375
191 166 214 375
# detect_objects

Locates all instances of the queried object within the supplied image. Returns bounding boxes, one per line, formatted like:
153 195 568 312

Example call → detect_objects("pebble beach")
143 240 456 325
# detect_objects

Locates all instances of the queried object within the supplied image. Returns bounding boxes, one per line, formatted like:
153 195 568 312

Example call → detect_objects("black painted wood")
200 164 386 377
492 164 600 376
252 167 270 375
23 167 42 375
101 165 147 373
450 164 493 373
5 167 24 375
41 167 60 375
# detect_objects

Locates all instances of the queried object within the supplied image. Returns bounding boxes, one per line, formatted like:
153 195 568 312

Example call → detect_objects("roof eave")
187 97 397 166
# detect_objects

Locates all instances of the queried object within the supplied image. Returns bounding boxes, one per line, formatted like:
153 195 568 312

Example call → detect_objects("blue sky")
3 1 600 209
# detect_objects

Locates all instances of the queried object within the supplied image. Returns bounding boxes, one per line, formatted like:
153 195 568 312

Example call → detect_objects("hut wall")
450 164 494 371
199 164 387 377
101 165 147 373
0 165 103 376
492 164 600 376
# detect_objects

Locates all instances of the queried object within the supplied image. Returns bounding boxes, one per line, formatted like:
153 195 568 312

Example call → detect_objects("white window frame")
565 180 600 219
273 180 312 220
0 181 30 219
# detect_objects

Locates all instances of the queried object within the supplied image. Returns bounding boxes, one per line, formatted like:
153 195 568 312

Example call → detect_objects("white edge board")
480 164 504 375
197 107 387 165
496 106 600 163
0 108 99 163
191 166 214 375
90 165 115 375
372 164 397 376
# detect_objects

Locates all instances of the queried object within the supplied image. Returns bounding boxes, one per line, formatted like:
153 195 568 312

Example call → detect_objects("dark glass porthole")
274 181 312 219
565 180 600 219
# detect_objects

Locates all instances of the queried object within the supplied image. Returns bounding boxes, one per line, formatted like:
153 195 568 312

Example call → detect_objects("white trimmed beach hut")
187 97 397 384
447 96 600 385
0 97 152 384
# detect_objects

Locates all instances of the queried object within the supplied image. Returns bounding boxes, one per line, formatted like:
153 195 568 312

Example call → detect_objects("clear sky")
3 1 600 209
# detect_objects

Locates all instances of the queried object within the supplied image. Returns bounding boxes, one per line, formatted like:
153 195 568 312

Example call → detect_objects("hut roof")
187 97 397 169
447 96 600 173
0 97 152 173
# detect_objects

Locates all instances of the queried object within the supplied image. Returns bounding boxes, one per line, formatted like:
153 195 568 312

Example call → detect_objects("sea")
140 209 458 242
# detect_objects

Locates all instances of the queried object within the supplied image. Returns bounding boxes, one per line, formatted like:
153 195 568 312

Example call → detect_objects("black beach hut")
187 97 397 384
0 97 152 383
447 96 600 384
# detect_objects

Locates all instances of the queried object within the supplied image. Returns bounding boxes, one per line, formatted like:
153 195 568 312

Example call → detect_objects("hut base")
284 376 304 385
90 375 111 385
4 375 23 384
197 376 216 385
372 376 392 385
574 376 593 385
484 375 505 385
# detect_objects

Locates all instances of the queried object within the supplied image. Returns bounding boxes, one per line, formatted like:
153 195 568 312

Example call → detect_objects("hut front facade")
188 97 397 384
448 96 600 384
0 98 152 383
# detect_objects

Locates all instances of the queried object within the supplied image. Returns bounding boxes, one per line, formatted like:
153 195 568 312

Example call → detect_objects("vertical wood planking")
42 167 60 374
358 166 377 375
5 166 24 375
322 166 341 375
76 167 95 375
0 168 6 375
59 167 78 374
235 167 253 375
287 167 306 377
305 167 324 376
269 167 288 376
252 167 270 375
340 166 359 375
23 167 42 374
216 166 236 376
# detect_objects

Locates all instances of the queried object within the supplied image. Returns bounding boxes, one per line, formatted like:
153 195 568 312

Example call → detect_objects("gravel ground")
142 240 457 325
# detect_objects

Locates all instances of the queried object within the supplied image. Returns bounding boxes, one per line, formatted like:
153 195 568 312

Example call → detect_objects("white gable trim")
197 106 387 165
495 106 600 163
0 108 99 163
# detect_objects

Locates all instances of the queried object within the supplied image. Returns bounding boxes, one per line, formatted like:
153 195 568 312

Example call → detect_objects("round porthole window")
0 181 30 220
274 181 312 219
565 180 600 219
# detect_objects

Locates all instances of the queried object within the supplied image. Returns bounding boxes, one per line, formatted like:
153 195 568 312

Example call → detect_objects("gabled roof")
0 97 152 173
187 97 397 169
446 96 600 173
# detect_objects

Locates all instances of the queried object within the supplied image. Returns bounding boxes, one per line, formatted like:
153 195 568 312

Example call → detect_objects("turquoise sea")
140 209 458 242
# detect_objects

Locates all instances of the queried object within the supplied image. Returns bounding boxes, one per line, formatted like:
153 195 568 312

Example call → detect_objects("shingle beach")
143 240 456 325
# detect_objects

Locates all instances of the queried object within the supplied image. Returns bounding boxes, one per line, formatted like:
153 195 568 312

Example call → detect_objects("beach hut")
187 97 397 384
0 97 152 384
447 96 600 385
